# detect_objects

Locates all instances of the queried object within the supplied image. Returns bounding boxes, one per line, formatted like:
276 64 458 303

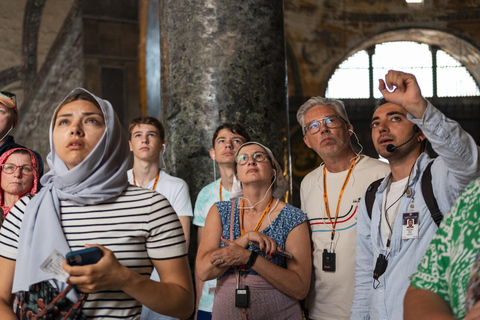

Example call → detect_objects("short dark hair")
374 98 389 111
128 116 165 140
211 123 250 147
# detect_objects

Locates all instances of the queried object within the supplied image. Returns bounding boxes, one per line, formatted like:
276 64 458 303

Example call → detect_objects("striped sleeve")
146 190 187 260
0 196 30 260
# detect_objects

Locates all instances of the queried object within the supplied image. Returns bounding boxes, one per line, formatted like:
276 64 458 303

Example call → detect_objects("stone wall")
15 2 83 170
12 0 141 170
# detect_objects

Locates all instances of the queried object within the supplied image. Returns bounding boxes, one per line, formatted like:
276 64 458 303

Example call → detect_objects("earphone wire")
159 144 166 170
239 170 277 211
350 130 364 158
267 197 281 225
213 158 216 181
0 125 13 143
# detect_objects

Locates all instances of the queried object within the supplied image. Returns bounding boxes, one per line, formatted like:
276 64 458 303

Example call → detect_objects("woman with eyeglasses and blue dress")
196 141 311 320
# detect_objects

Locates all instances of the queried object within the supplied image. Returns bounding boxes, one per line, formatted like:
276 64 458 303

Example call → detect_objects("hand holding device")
248 241 293 258
66 247 103 266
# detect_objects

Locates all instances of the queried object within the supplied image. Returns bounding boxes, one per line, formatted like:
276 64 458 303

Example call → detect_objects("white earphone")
213 154 215 159
349 129 353 133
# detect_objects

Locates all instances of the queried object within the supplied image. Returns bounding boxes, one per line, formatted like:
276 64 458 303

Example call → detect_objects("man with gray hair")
297 96 389 320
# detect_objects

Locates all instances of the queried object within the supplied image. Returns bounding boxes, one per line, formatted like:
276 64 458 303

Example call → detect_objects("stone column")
159 0 290 200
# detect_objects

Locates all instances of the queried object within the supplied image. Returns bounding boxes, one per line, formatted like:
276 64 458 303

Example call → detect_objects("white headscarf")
13 88 130 295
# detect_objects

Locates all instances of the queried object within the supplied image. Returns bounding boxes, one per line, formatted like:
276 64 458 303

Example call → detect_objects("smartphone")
66 247 103 266
248 241 293 258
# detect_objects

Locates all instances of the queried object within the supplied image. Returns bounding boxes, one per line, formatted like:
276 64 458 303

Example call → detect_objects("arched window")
326 41 480 99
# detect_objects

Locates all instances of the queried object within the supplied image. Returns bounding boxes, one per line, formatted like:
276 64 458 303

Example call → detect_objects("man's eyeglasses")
303 115 346 135
1 163 34 175
235 152 269 165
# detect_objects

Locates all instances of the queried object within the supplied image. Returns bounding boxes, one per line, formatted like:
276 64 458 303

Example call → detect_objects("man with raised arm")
351 70 480 320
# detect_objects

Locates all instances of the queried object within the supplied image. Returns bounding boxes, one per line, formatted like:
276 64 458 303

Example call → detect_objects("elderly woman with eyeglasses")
196 141 311 320
0 148 39 220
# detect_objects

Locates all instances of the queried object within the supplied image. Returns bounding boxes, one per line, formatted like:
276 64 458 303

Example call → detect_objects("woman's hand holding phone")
63 244 129 294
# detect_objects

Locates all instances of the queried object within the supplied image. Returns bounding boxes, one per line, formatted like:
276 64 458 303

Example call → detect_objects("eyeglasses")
235 152 269 165
303 115 345 135
1 163 34 175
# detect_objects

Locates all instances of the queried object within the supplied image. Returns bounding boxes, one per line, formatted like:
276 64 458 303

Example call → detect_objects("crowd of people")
0 69 478 320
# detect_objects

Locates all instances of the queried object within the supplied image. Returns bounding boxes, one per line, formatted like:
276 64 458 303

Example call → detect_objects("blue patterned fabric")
216 199 306 278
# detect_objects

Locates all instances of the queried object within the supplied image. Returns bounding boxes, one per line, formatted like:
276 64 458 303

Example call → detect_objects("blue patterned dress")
212 199 307 320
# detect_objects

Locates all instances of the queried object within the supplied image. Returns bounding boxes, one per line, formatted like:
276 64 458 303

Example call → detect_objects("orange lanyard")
219 181 223 201
133 169 160 190
322 157 357 240
238 196 274 272
240 196 275 236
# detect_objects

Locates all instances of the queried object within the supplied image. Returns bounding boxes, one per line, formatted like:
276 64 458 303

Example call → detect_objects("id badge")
402 212 419 239
322 249 336 272
235 286 249 308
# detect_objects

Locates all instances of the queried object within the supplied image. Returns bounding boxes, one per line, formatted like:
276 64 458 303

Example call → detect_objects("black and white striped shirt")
0 185 187 319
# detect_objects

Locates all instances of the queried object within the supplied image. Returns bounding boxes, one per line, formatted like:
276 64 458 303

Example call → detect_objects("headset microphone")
386 125 420 153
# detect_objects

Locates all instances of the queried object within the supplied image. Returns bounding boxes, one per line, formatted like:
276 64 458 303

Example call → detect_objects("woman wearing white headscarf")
0 88 194 319
196 142 311 320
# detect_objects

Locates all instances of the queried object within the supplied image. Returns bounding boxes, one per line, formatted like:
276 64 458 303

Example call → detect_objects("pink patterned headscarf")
0 147 39 217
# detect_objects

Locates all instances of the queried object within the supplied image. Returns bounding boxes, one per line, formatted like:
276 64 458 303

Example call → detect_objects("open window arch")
326 29 480 99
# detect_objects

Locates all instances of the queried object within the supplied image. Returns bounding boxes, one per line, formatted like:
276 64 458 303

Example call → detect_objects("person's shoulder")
277 203 307 226
301 165 322 185
360 155 389 167
1 139 43 161
159 171 188 187
124 184 166 200
282 203 305 217
16 194 32 209
358 156 390 173
197 179 220 196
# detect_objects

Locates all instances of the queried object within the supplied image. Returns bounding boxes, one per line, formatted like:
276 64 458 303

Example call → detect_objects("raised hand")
379 70 428 119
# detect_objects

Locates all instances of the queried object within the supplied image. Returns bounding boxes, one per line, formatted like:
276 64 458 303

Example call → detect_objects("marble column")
159 0 290 200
